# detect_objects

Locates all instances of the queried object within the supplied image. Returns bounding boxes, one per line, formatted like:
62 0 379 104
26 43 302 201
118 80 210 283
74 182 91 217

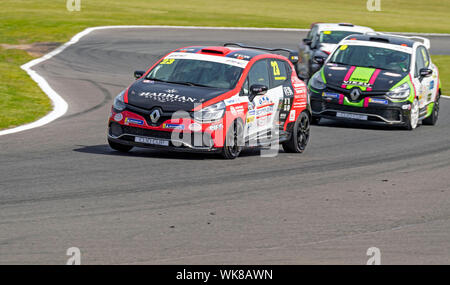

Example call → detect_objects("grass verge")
431 55 449 93
1 0 449 130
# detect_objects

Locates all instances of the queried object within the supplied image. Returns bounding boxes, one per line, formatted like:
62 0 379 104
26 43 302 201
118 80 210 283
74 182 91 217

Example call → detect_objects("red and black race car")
107 43 310 159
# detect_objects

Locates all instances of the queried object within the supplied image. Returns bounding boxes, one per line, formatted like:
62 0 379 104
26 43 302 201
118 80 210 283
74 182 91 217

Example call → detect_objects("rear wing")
406 36 431 49
363 32 431 49
224 43 299 64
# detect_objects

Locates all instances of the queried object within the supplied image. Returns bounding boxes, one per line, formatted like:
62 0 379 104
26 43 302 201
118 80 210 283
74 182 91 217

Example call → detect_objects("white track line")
1 25 449 136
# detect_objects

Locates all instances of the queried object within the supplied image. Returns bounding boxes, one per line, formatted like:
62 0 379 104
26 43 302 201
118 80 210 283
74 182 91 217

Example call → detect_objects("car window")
330 45 411 73
248 60 270 88
306 25 316 40
147 58 243 89
319 31 363 44
415 47 427 77
268 59 289 88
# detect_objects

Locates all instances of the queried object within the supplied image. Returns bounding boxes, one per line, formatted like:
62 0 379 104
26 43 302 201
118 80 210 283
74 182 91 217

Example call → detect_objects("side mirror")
303 38 312 46
419 68 433 78
288 51 299 64
249 84 268 102
134 70 145 79
313 55 326 65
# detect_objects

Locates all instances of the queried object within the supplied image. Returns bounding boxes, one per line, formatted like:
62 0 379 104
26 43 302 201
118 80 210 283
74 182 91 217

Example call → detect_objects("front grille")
125 104 191 126
110 124 214 148
326 85 386 97
122 125 172 139
319 102 401 122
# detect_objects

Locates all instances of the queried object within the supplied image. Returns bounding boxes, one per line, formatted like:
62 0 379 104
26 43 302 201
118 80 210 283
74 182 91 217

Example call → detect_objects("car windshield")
146 58 243 89
329 45 411 73
319 31 363 44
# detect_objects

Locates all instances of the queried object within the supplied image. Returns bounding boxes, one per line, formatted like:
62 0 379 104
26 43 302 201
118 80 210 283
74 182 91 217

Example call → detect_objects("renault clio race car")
107 44 310 158
308 33 441 130
297 23 374 80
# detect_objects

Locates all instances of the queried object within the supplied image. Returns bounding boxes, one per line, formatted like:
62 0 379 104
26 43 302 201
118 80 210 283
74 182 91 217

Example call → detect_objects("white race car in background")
297 23 375 80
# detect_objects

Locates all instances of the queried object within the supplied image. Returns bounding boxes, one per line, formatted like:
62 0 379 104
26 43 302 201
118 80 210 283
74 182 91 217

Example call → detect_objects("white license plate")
336 112 368 121
135 136 169 146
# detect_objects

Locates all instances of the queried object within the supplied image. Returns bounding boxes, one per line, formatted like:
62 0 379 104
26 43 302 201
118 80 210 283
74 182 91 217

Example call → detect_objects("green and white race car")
308 33 441 130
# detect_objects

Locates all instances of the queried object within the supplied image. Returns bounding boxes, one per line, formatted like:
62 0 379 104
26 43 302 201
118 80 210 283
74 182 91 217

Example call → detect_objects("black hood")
126 79 228 111
323 63 408 91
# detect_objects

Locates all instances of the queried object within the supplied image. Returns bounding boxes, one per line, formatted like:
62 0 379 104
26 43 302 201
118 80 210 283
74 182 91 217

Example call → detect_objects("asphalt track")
1 28 450 264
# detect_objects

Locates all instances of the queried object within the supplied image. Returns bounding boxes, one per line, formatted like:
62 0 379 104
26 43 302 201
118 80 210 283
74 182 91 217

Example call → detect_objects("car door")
267 59 293 132
241 59 271 139
413 45 433 112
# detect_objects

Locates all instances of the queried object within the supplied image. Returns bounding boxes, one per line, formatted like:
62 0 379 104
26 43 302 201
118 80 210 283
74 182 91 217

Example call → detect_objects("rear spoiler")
406 36 431 49
224 43 299 64
363 32 431 49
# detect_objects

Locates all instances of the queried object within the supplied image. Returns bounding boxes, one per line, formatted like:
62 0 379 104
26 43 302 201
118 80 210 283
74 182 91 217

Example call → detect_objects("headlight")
386 83 410 100
309 72 326 90
193 101 225 122
113 90 126 111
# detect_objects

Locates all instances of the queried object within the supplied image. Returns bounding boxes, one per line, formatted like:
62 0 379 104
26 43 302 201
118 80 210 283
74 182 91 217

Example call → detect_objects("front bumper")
107 108 225 153
309 90 412 125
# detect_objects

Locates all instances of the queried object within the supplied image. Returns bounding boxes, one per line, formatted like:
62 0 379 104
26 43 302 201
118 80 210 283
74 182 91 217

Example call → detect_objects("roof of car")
343 34 417 47
174 46 279 61
315 23 374 32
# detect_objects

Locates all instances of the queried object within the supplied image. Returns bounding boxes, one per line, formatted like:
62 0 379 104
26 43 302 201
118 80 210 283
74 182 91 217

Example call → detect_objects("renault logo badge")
350 88 362 101
150 109 161 123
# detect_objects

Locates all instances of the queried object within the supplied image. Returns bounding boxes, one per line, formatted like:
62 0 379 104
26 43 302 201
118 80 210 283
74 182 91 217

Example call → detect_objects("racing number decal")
271 61 281 76
160 58 175 65
271 60 286 81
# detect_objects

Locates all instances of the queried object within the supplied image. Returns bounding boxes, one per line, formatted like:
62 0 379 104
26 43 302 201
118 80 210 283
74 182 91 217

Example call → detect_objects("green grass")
0 48 52 129
431 56 450 93
1 0 449 130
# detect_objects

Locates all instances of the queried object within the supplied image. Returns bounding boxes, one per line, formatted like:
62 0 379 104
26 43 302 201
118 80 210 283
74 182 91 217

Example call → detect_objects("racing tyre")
222 120 244 159
108 139 133 153
423 91 440 125
405 98 419 130
282 111 310 153
221 120 244 159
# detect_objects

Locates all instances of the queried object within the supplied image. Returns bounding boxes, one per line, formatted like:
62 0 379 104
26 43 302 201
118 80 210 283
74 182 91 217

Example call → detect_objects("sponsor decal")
293 82 305 88
289 110 296 121
368 98 388 105
142 80 155 84
283 87 294 96
343 80 373 88
113 113 123 122
125 118 144 126
224 97 239 105
246 116 255 123
429 80 434 90
231 53 251 60
230 105 244 116
139 91 197 103
280 113 287 119
258 96 271 106
256 105 274 116
209 123 223 131
322 92 340 99
189 123 202 132
163 123 184 130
